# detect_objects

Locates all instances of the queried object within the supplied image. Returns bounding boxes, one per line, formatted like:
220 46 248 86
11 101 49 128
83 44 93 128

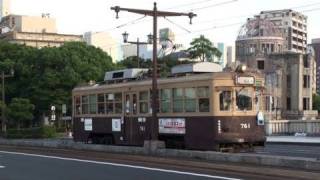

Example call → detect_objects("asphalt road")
0 145 319 180
0 151 231 180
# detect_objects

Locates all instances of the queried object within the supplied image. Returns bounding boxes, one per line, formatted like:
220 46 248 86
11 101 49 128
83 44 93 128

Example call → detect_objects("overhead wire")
102 0 320 50
164 0 217 10
189 0 238 12
163 17 191 33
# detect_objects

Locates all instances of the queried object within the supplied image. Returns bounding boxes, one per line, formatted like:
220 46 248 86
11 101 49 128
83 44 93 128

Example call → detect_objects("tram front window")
236 88 252 111
219 91 231 111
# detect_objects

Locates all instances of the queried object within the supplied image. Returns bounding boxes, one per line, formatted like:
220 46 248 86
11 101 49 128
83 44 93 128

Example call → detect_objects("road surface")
0 145 319 180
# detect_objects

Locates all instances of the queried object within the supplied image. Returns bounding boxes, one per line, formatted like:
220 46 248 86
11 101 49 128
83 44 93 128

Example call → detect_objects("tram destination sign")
159 118 186 134
236 76 255 85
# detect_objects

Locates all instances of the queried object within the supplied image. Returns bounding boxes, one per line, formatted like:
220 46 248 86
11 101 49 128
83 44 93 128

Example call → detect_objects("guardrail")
265 120 320 135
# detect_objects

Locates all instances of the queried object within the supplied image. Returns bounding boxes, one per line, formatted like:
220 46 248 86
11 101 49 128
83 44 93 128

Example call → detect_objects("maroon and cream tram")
72 62 266 151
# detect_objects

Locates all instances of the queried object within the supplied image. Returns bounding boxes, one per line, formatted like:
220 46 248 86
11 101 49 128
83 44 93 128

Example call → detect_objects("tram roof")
73 71 263 92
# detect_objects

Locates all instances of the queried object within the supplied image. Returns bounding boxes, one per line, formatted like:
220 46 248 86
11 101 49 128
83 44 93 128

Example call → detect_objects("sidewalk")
267 136 320 144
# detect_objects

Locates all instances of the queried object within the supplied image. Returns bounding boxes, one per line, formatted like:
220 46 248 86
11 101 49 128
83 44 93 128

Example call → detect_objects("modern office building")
0 0 10 19
226 46 235 66
216 42 225 66
0 14 57 33
252 9 307 54
311 38 320 94
0 14 82 48
84 31 121 62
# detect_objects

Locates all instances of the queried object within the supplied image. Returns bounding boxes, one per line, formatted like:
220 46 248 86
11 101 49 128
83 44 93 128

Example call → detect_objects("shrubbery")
6 126 57 139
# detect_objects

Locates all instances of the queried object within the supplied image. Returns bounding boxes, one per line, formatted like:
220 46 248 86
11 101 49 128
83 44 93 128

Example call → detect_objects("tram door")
124 92 139 145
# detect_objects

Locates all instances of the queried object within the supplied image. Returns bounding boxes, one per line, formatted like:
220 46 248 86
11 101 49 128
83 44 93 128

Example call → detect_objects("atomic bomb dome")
236 17 285 64
237 18 283 40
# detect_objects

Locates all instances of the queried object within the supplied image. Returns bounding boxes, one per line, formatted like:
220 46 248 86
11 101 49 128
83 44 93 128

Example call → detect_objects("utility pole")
111 3 196 141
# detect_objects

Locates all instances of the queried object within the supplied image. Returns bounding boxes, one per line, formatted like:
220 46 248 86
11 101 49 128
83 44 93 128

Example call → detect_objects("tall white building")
226 46 235 65
255 9 307 54
84 31 121 62
0 0 10 19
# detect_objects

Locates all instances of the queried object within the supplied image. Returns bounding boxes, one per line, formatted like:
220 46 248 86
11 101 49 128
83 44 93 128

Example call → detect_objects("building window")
139 91 149 114
197 86 210 112
160 89 171 113
185 88 196 112
303 97 310 110
287 75 291 89
236 89 252 111
303 75 310 88
257 61 264 70
219 91 231 111
303 55 309 68
287 97 291 110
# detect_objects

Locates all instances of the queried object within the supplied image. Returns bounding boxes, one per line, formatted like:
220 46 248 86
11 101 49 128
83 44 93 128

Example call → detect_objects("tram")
72 62 266 151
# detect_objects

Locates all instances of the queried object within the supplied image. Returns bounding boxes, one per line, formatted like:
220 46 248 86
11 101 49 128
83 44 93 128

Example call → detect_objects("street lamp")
122 31 129 43
121 32 152 68
1 68 14 134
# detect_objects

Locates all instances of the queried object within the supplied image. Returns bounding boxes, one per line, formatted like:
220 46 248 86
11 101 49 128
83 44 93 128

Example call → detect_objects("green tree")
187 35 222 62
0 41 116 125
313 94 320 112
7 98 34 129
117 56 151 69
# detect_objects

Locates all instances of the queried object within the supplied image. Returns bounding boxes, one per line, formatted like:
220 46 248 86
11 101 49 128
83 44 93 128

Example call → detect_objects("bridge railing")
265 120 320 136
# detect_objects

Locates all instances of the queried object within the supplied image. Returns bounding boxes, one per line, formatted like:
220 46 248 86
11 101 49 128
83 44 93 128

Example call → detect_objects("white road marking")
0 166 5 168
0 150 241 180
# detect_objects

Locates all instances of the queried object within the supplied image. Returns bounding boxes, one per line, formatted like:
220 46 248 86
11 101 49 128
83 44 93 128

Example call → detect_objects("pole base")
143 140 165 154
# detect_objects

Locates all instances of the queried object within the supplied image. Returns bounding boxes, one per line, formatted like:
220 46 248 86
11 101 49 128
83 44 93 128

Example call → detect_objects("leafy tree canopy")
187 35 222 62
7 98 34 129
0 41 115 123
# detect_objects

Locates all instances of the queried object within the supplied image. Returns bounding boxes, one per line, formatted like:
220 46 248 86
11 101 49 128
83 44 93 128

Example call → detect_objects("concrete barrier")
0 138 319 171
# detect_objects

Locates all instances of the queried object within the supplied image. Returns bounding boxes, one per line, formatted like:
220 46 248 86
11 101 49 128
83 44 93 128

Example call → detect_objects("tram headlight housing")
236 64 247 73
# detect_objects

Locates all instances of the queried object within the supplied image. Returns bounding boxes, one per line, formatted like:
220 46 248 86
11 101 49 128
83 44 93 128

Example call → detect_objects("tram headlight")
236 64 247 73
241 65 247 72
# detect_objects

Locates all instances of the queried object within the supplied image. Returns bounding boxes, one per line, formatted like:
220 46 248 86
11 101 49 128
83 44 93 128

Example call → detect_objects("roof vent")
104 68 149 81
171 62 223 75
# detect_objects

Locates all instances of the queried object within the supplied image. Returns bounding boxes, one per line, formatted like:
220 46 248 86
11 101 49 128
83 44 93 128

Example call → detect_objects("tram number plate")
240 123 250 129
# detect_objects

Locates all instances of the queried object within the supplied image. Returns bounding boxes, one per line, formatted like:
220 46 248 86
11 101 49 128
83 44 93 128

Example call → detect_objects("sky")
9 0 320 49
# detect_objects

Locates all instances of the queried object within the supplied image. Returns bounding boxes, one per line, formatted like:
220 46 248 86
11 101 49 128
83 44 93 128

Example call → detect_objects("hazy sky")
10 0 320 48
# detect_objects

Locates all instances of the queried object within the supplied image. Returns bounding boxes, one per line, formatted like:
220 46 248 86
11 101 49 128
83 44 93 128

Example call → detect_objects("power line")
190 0 238 12
164 17 191 33
164 0 217 10
115 15 147 29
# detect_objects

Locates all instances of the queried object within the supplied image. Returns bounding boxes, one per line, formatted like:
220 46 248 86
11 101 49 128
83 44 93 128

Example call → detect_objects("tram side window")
219 91 231 111
81 95 89 114
106 93 114 114
173 88 184 112
236 89 252 111
161 89 171 113
97 94 105 114
89 95 97 114
75 96 81 115
139 91 149 114
114 93 123 114
185 88 196 112
133 94 137 114
198 87 210 112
